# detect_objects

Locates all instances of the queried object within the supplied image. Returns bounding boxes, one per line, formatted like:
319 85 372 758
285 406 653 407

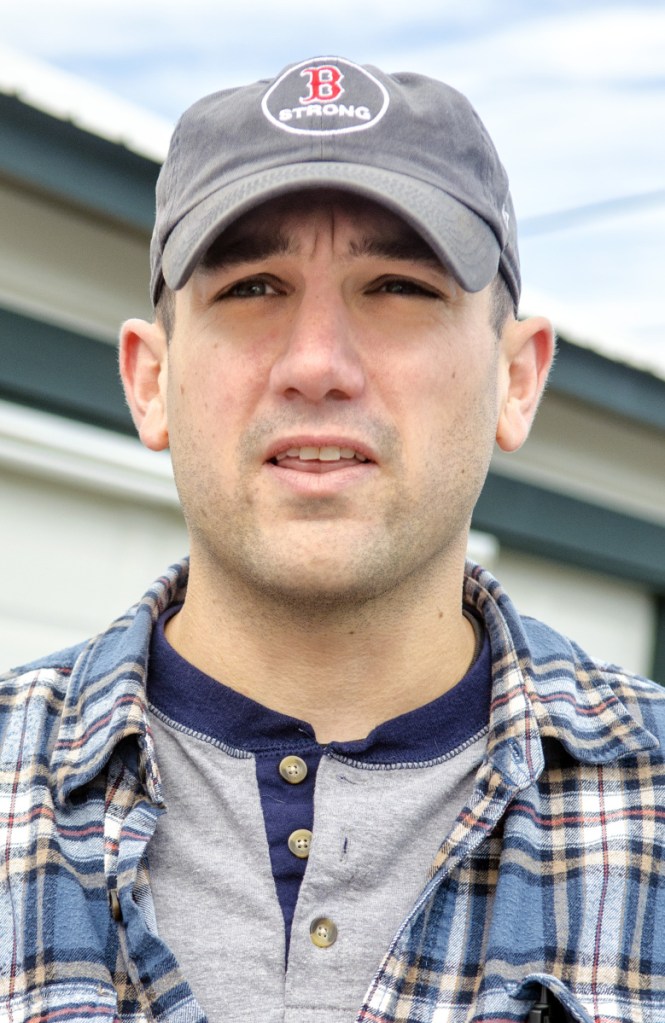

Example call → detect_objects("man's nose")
268 292 366 403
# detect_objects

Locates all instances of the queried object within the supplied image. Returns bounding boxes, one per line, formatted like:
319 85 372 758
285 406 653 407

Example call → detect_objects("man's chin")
246 566 393 614
194 515 441 614
223 545 408 617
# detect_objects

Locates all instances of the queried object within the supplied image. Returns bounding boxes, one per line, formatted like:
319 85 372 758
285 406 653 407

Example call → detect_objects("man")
1 56 664 1023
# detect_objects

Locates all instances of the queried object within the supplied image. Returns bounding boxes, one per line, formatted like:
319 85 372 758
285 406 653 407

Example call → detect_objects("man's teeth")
275 446 367 462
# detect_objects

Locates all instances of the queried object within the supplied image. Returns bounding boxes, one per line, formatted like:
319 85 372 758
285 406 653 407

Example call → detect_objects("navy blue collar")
148 605 491 764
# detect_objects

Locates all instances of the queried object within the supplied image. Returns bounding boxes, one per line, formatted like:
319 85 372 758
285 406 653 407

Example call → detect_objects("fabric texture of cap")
150 56 520 309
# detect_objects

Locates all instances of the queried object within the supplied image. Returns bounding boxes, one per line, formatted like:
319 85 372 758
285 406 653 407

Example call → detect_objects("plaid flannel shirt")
2 559 665 1023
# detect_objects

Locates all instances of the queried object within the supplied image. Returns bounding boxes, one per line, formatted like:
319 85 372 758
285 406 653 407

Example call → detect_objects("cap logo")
300 65 345 104
262 57 389 136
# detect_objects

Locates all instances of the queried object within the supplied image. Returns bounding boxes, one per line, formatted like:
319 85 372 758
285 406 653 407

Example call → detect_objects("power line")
519 190 665 237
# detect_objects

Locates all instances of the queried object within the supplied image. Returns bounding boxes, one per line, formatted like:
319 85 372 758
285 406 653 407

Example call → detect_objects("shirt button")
109 890 122 922
310 917 338 948
288 828 313 858
279 755 308 784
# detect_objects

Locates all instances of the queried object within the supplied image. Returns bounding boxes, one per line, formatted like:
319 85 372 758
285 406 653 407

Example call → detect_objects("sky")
3 0 664 376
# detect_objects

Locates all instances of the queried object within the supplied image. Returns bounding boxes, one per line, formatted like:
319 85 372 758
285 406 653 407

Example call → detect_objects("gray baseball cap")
150 56 520 309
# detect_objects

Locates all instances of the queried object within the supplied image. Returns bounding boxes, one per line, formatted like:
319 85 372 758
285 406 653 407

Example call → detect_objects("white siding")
0 404 187 667
493 548 656 678
0 178 151 342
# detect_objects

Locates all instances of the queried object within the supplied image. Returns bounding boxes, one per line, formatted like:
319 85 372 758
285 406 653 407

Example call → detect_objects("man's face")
160 192 509 608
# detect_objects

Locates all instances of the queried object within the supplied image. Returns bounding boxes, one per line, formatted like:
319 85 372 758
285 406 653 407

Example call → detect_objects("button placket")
279 756 314 861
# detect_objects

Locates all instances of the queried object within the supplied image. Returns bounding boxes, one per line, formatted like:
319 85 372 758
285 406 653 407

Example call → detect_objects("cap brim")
158 162 501 303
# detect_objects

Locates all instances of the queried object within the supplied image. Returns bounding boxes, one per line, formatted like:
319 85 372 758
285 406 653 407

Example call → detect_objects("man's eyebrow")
198 228 446 273
200 232 294 272
348 233 445 269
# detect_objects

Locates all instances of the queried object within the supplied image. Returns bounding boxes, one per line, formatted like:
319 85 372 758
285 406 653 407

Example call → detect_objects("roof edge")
0 42 171 162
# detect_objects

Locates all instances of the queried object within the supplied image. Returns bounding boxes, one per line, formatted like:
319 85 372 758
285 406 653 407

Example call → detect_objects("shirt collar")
464 561 659 791
52 559 189 807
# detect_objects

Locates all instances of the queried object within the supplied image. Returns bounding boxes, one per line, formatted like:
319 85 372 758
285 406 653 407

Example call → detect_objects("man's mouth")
268 445 372 473
273 445 367 463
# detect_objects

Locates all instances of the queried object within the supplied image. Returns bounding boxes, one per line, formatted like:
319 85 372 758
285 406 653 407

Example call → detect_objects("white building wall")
0 177 152 341
492 548 655 677
0 402 187 667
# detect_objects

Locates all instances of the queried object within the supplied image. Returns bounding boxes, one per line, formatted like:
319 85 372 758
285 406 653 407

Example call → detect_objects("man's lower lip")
264 460 375 490
270 457 369 474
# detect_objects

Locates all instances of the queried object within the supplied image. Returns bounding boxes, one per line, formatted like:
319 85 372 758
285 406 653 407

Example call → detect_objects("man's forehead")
200 189 445 271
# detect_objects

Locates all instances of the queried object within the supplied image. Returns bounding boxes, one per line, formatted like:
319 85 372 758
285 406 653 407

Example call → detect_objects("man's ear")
495 316 555 453
119 318 169 451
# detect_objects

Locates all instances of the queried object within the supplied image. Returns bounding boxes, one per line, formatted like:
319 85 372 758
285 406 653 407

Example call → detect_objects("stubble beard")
177 419 489 626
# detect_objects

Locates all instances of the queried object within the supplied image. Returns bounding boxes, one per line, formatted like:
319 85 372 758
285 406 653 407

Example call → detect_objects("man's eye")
223 278 277 299
375 278 438 297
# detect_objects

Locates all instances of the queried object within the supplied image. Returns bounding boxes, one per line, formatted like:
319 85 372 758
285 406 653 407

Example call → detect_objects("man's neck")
164 557 477 743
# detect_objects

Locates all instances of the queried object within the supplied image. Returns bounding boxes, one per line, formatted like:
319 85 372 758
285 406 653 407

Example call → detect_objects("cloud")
1 0 504 59
7 1 663 82
521 203 665 371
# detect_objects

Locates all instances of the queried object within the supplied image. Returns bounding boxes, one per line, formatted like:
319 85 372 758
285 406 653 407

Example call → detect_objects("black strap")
529 984 570 1022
